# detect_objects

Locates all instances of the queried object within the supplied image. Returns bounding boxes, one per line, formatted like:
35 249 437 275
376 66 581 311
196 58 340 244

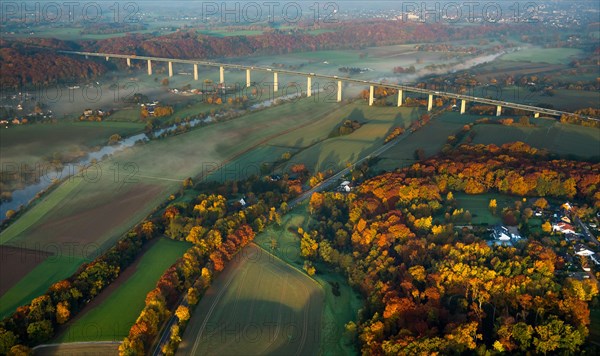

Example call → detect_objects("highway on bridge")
60 50 599 121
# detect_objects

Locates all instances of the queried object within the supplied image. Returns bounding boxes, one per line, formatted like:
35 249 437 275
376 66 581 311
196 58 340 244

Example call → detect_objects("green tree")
300 233 318 258
26 320 53 344
0 329 17 355
319 240 334 263
512 322 534 351
303 260 316 276
534 318 584 354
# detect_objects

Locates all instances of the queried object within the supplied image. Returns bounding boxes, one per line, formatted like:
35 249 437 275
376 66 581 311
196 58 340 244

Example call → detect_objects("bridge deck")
59 50 597 121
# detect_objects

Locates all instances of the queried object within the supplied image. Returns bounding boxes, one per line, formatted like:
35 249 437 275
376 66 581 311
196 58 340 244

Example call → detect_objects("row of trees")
304 142 599 354
90 21 536 61
0 46 107 88
120 172 306 354
1 167 309 355
0 221 158 354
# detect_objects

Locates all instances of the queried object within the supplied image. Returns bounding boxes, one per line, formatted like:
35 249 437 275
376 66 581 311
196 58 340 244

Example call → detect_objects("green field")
56 238 191 342
0 97 344 313
34 342 119 356
467 119 600 159
204 100 424 182
177 243 324 356
501 48 583 65
254 206 362 355
471 85 600 111
276 103 423 173
0 121 144 169
453 192 520 225
197 29 264 37
0 179 83 244
6 26 175 41
0 254 87 319
374 112 477 172
103 108 143 122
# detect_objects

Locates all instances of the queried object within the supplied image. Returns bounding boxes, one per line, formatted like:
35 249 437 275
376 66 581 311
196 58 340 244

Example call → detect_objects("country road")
288 109 444 209
33 341 120 355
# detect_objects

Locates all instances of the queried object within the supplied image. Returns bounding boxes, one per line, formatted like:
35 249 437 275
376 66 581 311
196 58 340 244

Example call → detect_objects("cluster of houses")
80 108 107 121
140 101 160 116
486 201 599 274
545 202 599 270
83 108 105 117
1 110 54 128
551 202 576 234
169 83 236 97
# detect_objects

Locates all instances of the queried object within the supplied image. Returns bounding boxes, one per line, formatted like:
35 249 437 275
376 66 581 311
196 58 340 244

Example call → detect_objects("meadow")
452 192 518 225
197 29 264 37
254 207 362 356
0 121 143 169
500 48 583 65
177 243 324 356
55 238 191 342
373 112 477 172
0 97 342 316
467 119 600 159
470 85 600 112
33 342 119 356
0 254 87 319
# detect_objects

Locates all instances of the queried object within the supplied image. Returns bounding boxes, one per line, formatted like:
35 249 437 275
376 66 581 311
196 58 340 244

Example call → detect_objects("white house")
491 225 522 241
337 181 352 193
574 244 595 257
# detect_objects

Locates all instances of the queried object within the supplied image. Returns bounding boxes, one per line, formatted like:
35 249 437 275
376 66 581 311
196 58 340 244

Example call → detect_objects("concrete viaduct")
60 51 597 121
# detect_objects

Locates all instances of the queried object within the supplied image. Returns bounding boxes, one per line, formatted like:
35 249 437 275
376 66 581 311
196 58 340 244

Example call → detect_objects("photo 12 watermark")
1 1 141 23
399 1 540 23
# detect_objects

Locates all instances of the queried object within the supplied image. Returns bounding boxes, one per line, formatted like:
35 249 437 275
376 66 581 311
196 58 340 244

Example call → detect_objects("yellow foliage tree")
175 305 190 323
56 302 70 324
542 221 552 233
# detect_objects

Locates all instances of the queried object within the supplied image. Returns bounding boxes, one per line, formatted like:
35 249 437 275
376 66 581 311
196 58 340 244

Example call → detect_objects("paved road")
152 293 190 355
154 107 437 354
575 216 599 246
288 108 448 208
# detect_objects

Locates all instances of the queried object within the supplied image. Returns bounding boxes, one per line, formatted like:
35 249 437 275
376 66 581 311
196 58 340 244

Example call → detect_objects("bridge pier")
168 62 173 77
496 105 502 116
369 85 374 106
337 81 342 102
105 56 109 61
193 64 198 81
534 112 540 118
397 90 403 107
246 69 251 87
274 72 278 92
126 57 131 67
219 66 224 84
307 77 312 97
427 94 433 111
147 60 152 76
